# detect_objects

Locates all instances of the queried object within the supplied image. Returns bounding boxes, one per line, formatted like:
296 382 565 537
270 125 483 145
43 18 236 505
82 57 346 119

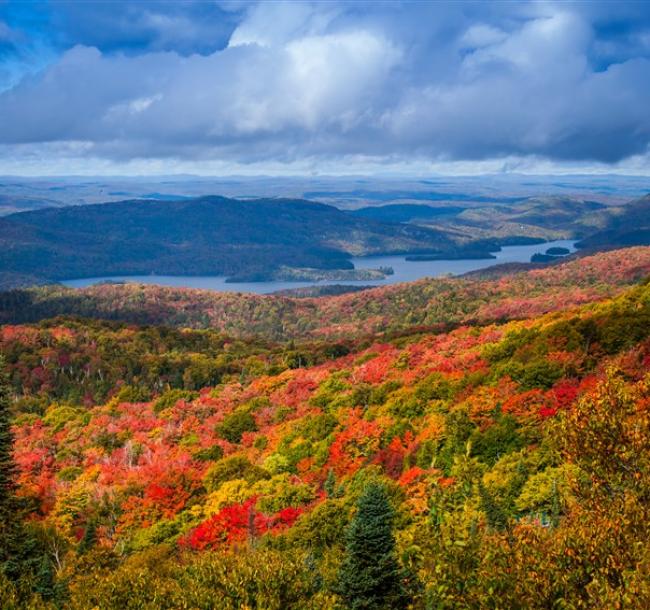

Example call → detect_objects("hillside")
348 196 621 249
0 193 65 217
414 196 614 245
577 193 650 249
0 196 467 284
2 246 649 339
4 259 650 608
1 193 645 290
350 203 465 223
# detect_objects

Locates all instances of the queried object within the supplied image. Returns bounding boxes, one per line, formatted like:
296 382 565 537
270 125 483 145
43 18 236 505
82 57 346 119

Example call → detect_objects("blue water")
62 240 576 295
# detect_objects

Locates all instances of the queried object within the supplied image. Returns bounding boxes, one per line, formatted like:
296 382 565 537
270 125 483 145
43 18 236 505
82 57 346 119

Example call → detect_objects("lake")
62 239 577 294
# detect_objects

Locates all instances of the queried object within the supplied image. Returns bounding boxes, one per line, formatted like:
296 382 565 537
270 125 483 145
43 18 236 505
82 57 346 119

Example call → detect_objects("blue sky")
0 1 649 176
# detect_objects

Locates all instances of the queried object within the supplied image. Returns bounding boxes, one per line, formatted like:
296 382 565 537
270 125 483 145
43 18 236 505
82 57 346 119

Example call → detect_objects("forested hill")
3 254 650 608
1 246 649 340
577 193 650 249
0 196 461 283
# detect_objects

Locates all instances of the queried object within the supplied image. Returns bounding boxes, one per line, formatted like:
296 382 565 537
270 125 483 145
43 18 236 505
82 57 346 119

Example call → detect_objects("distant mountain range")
1 174 645 216
0 192 647 289
0 196 478 284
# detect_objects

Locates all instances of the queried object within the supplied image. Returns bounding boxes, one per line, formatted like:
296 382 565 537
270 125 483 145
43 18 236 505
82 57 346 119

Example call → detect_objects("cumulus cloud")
0 0 649 173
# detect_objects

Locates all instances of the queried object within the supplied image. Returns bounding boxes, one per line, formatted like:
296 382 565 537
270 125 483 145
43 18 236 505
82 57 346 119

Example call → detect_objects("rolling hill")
0 196 469 284
350 203 465 223
576 193 650 249
2 246 649 609
2 246 649 340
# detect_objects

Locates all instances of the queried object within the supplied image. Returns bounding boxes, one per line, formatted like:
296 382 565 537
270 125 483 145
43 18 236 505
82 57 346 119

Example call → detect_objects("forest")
0 196 465 287
1 191 647 290
0 245 649 608
1 246 649 340
3 0 650 606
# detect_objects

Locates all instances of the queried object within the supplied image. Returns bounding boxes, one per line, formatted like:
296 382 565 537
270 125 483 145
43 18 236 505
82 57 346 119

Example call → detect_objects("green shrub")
153 389 198 413
193 444 224 462
204 455 270 492
43 404 81 432
216 408 257 443
497 359 563 390
470 415 525 466
56 466 83 482
114 384 152 403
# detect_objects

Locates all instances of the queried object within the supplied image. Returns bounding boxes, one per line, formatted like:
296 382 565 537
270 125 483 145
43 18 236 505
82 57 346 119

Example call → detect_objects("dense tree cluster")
0 318 357 411
1 248 649 608
0 196 459 283
1 246 649 340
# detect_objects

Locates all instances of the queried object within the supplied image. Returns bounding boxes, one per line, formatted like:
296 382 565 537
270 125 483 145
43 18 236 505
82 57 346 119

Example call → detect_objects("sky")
0 1 649 176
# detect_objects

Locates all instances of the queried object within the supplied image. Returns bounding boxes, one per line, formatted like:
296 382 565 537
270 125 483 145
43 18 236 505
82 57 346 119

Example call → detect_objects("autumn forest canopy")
2 0 650 608
0 241 649 609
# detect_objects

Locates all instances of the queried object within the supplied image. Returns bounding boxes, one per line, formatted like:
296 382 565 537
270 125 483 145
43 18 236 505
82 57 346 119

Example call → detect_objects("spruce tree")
336 482 407 610
0 357 55 601
0 356 15 516
0 355 20 578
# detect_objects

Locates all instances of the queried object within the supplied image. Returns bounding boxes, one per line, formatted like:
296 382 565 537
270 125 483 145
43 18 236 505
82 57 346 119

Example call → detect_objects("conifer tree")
0 355 20 577
336 482 406 610
0 356 15 514
0 357 56 600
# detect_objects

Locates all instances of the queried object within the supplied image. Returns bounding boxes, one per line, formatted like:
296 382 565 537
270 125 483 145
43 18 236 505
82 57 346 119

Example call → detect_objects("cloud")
228 1 339 48
0 1 649 173
47 1 241 55
0 18 399 155
459 24 507 49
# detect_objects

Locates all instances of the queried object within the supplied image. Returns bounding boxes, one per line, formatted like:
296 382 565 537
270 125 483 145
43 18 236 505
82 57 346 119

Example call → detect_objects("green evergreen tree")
0 358 63 603
0 356 15 511
78 518 98 554
0 355 20 579
336 482 407 610
33 553 55 600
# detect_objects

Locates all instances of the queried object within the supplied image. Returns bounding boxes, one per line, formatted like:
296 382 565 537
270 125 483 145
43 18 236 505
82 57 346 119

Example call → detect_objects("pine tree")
0 356 16 517
78 518 98 554
336 482 407 610
0 357 57 602
0 355 20 578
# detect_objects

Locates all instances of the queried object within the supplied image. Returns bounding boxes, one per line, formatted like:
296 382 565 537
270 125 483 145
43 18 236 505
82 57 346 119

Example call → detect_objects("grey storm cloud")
0 0 649 169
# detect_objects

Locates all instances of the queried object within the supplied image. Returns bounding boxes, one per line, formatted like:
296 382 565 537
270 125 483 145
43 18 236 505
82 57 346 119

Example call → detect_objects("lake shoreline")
62 240 577 295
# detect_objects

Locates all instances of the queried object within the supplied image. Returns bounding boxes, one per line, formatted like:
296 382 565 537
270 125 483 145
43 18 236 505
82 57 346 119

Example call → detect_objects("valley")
1 244 649 608
2 2 650 608
0 186 647 292
0 190 648 609
60 239 577 294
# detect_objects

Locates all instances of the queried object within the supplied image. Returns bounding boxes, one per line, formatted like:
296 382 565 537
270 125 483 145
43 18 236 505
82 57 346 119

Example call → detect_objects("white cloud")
0 1 648 174
228 1 339 48
460 24 507 49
